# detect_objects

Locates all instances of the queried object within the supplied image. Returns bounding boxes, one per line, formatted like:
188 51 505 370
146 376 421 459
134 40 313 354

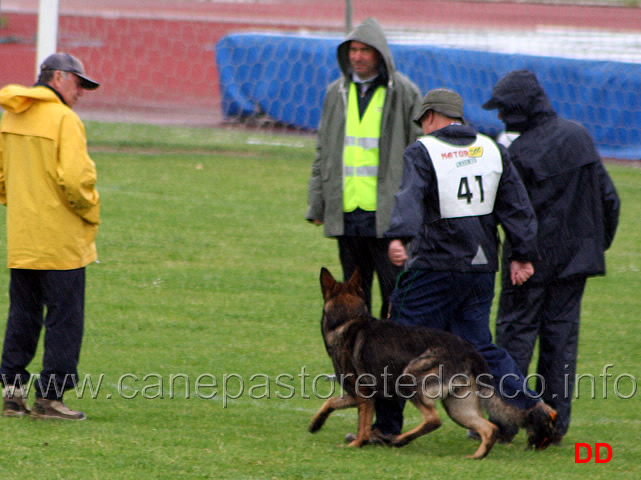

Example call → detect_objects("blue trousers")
0 268 86 400
373 269 539 435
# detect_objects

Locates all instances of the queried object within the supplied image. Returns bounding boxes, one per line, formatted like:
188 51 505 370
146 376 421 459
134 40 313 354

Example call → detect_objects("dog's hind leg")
391 398 442 448
442 393 498 459
309 395 356 433
390 361 445 447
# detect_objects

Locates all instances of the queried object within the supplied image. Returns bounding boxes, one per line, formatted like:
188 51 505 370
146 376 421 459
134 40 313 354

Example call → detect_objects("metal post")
36 0 59 80
345 0 352 35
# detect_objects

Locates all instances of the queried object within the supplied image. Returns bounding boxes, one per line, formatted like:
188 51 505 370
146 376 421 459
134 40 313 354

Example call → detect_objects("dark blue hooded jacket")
483 70 620 283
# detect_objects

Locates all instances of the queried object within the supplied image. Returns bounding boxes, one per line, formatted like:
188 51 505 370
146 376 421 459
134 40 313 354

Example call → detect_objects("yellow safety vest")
342 83 385 212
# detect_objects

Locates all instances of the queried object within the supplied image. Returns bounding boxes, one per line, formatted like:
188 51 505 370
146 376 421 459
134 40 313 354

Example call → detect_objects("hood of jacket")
0 84 64 114
482 70 556 133
336 17 394 84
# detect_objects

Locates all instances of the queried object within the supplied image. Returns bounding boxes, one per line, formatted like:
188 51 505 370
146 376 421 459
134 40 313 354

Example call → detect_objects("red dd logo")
574 443 613 463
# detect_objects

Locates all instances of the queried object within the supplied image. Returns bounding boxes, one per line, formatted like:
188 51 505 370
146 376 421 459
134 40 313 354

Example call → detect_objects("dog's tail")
478 385 557 450
464 347 557 450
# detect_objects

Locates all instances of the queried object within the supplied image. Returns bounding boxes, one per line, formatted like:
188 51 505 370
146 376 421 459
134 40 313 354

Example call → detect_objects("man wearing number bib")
373 89 553 441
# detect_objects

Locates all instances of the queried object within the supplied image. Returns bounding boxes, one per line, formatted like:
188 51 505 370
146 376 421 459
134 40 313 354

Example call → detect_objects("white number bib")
419 134 503 219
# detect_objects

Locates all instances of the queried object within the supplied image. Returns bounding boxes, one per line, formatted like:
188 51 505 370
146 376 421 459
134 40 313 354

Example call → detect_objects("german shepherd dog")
309 268 556 459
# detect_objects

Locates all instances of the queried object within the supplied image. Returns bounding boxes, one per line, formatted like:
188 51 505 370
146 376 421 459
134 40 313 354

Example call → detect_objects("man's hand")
388 239 408 266
510 260 535 286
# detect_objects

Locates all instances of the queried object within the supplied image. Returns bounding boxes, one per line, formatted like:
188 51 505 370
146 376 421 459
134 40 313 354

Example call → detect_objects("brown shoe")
2 387 31 417
30 398 86 421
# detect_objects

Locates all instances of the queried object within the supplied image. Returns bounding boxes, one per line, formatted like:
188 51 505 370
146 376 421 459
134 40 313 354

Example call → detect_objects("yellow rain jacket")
0 84 100 270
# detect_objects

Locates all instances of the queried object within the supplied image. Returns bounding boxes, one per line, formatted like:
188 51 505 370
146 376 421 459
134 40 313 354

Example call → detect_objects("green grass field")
0 122 639 478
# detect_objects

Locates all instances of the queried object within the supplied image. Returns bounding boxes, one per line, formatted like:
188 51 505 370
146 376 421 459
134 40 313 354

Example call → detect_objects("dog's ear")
347 267 362 291
320 267 336 299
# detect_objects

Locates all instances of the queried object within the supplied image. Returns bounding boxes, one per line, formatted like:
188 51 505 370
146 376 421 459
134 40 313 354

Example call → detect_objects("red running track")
1 0 640 125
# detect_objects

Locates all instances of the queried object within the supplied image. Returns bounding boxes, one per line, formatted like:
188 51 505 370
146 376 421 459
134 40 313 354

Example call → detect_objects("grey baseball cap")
413 88 465 126
40 52 100 90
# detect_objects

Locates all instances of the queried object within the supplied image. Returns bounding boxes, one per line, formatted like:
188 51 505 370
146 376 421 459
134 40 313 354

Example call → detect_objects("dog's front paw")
346 438 367 448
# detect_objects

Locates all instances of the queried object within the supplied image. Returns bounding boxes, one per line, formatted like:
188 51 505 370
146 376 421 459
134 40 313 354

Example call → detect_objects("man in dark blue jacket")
371 88 552 441
483 70 620 445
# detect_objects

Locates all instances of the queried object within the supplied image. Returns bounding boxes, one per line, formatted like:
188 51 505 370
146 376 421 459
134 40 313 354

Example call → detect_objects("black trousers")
496 276 587 437
337 236 401 319
0 268 86 400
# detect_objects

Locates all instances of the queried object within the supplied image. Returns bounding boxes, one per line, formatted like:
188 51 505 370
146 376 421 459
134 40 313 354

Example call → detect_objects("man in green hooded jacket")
306 18 422 318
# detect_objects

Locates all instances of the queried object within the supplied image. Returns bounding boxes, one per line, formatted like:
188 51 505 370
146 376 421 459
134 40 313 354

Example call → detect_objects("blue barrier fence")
216 33 641 160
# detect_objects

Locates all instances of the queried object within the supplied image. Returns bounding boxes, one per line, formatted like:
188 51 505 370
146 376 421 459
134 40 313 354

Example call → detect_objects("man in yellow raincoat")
0 52 100 420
